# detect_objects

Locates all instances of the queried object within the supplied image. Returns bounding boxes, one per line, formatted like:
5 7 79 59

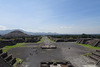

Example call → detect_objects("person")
68 48 70 49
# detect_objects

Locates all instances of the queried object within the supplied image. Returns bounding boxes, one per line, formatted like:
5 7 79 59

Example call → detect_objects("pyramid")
3 30 29 38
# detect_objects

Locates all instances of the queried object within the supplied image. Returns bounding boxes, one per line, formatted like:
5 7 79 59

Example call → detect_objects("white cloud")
0 25 7 30
60 26 72 29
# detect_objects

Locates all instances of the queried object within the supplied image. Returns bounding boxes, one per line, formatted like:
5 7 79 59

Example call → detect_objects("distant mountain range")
0 29 59 35
0 29 99 36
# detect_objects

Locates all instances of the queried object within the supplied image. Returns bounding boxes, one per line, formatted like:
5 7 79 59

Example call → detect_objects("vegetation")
48 34 100 39
2 43 25 52
75 43 100 50
47 37 55 42
36 37 43 43
13 58 23 67
83 53 92 56
80 53 92 57
2 37 43 52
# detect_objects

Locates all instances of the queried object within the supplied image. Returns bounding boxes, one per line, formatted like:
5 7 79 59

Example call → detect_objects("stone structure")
56 39 65 42
40 62 74 67
76 38 92 44
87 39 100 47
3 30 29 38
65 39 76 42
76 38 100 47
14 38 25 43
0 37 42 48
41 45 57 49
89 50 100 66
0 49 16 67
0 40 16 48
48 37 76 42
25 38 40 42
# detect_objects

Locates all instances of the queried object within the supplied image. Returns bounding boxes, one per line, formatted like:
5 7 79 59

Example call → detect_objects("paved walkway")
8 37 98 67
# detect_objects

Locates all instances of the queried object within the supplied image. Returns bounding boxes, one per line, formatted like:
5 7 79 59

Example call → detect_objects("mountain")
0 29 59 35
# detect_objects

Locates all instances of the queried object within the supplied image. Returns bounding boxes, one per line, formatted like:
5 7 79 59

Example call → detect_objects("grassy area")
2 37 44 52
2 43 26 52
1 37 44 67
13 58 23 67
36 37 43 43
74 43 100 50
47 37 55 42
81 53 92 57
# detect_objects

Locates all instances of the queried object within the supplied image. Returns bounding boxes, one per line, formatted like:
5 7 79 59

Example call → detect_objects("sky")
0 0 100 34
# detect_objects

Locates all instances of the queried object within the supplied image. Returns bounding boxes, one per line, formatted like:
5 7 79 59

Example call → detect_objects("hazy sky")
0 0 100 34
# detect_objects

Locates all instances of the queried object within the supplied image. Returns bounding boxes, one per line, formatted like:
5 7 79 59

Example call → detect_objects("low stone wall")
14 38 25 43
65 39 76 42
48 37 76 42
0 40 16 48
0 37 42 48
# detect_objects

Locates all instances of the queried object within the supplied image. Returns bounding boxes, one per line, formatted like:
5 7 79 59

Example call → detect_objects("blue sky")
0 0 100 34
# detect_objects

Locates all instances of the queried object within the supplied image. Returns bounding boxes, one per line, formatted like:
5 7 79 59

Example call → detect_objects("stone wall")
0 37 42 48
48 36 76 42
0 40 16 48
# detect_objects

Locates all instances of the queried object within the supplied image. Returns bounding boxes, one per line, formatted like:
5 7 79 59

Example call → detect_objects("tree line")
48 34 100 39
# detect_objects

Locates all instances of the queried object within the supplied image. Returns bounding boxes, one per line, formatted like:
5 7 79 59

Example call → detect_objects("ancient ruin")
76 38 100 47
41 44 57 49
0 40 16 48
0 49 16 67
89 50 100 66
40 62 74 67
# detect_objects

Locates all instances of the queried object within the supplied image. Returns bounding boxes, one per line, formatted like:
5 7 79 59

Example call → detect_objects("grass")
47 37 55 42
36 37 43 43
81 53 92 57
2 38 44 67
13 58 23 67
2 43 26 52
51 59 57 63
2 37 44 52
74 43 100 50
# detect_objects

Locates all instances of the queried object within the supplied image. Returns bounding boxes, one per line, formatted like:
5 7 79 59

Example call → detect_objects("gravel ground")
7 37 98 67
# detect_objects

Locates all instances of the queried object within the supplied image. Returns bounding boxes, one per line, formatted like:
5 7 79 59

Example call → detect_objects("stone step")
89 55 100 61
96 50 100 53
40 62 74 67
4 55 12 62
79 39 82 43
0 52 8 58
0 49 2 54
9 58 16 65
92 52 100 57
0 57 12 67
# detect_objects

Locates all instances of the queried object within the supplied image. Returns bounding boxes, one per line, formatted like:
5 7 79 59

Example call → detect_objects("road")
8 37 97 67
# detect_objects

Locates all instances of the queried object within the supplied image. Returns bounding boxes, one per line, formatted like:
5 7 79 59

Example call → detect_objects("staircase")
0 49 16 67
89 50 100 66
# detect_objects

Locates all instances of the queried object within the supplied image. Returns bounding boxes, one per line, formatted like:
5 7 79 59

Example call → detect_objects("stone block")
0 52 8 58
